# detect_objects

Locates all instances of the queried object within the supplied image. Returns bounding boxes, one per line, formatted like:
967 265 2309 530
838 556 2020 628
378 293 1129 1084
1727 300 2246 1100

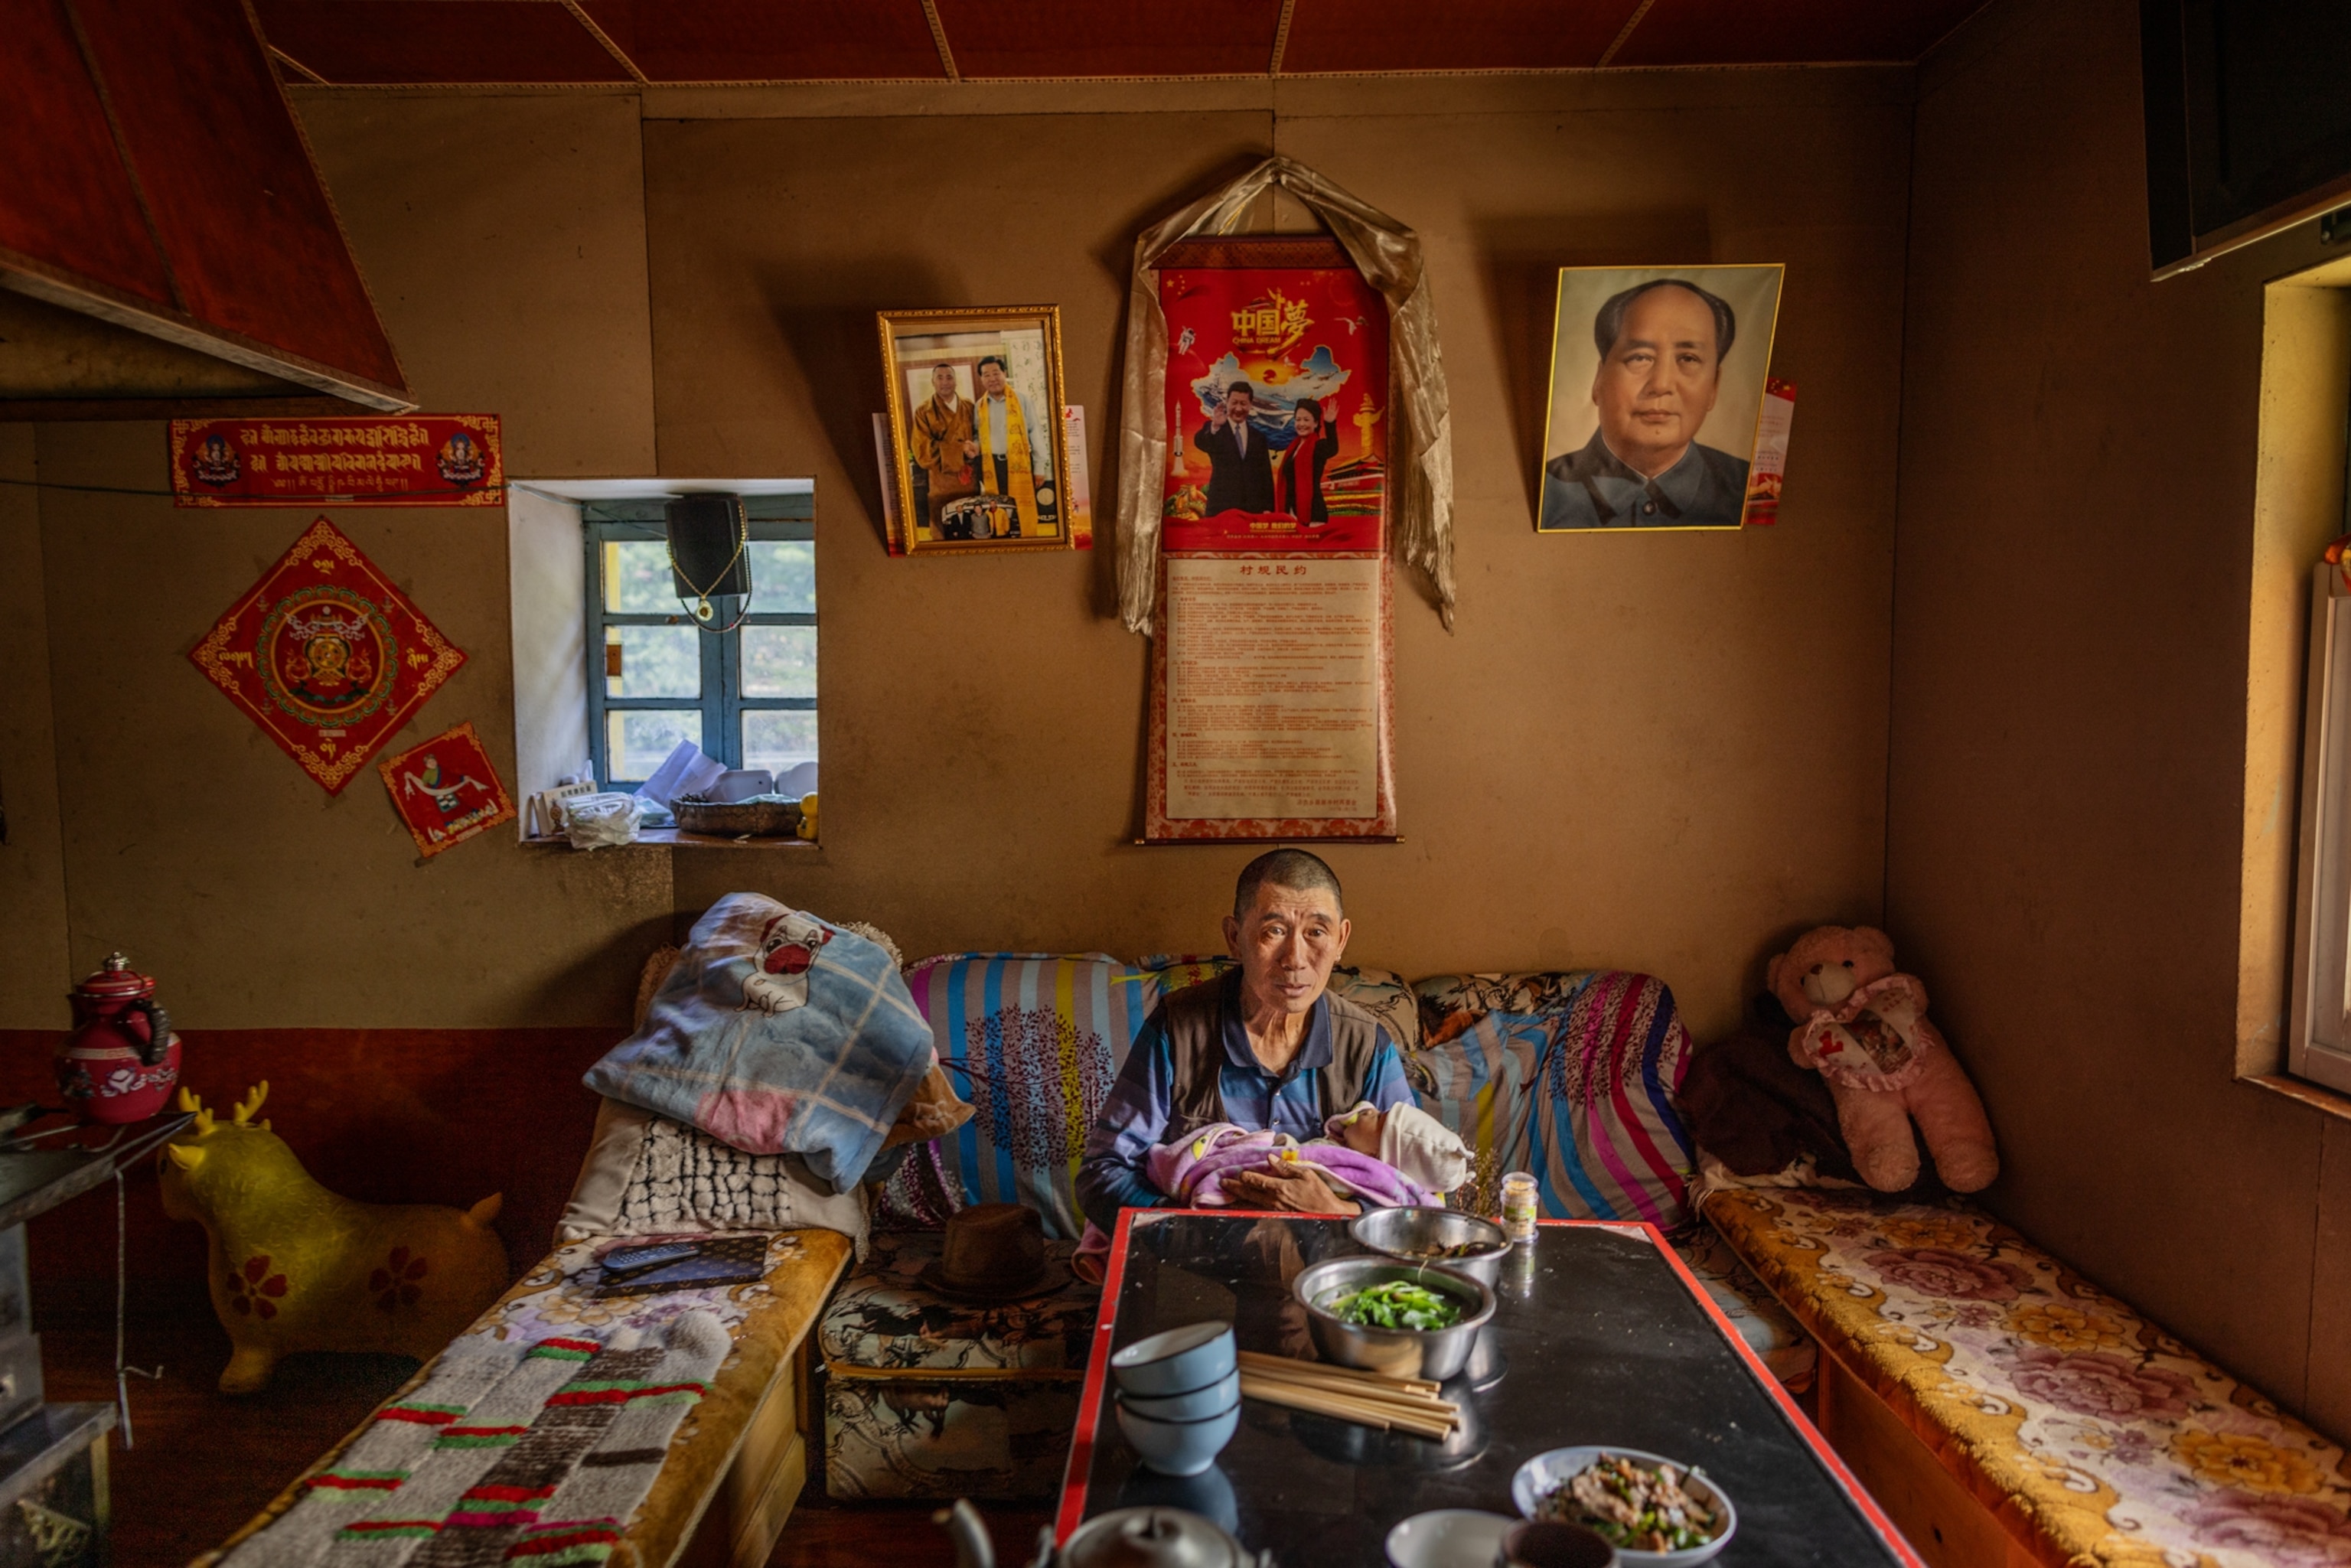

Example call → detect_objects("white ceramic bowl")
1384 1508 1515 1568
1114 1397 1241 1478
1116 1368 1241 1423
1511 1446 1735 1566
1110 1320 1237 1397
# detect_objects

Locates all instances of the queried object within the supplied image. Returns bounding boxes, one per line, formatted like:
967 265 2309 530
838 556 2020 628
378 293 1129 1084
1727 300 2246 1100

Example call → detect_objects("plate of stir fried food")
1510 1446 1736 1564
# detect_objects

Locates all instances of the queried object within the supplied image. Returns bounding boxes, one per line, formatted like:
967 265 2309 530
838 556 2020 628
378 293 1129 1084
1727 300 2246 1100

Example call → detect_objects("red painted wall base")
0 1028 621 1322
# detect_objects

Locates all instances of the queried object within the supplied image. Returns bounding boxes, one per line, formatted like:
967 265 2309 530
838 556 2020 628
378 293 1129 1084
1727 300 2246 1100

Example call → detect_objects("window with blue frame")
582 494 815 791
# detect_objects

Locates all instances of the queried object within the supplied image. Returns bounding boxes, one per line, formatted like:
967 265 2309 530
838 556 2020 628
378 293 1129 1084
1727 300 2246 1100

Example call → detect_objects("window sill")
2242 1072 2351 1127
520 830 818 851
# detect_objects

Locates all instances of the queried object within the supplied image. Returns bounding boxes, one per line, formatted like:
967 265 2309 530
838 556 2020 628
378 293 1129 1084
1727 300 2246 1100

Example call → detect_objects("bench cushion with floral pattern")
1705 1186 2351 1568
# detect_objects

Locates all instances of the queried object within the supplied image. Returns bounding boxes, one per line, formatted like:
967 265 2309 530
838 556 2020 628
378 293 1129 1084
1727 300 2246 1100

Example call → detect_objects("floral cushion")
1706 1188 2351 1568
1411 971 1697 1226
818 1230 1097 1503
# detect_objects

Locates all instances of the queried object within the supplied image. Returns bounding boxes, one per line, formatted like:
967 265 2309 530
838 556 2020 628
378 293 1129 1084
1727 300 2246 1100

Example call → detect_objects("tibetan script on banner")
169 415 502 507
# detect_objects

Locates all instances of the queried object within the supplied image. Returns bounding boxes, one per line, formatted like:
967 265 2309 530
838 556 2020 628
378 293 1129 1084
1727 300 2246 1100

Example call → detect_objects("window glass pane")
742 625 816 698
603 540 680 614
608 709 701 781
747 540 815 614
743 710 817 777
605 624 699 699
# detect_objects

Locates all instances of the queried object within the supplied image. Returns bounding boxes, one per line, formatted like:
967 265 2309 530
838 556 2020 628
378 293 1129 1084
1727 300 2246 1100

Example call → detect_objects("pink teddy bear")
1766 925 1998 1193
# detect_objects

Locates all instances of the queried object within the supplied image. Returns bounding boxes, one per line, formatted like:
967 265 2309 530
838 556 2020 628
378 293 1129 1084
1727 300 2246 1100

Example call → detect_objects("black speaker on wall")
664 492 752 621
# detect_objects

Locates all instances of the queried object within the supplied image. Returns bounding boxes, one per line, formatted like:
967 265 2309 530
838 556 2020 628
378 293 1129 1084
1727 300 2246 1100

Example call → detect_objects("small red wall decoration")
189 517 466 793
377 722 516 859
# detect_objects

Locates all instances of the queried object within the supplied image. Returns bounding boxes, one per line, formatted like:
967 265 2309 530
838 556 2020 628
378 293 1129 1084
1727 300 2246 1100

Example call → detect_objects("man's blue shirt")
1075 975 1413 1237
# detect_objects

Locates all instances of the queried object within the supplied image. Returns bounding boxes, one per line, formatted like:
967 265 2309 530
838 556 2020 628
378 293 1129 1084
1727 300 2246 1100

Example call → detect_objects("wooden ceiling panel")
931 0 1281 78
73 0 406 390
255 0 632 85
580 0 943 82
1280 0 1640 74
1608 0 1989 67
0 0 176 306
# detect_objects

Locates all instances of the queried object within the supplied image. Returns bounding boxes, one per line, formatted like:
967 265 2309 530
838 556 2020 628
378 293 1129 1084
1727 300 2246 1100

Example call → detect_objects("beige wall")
0 426 70 1022
651 71 1914 1038
1889 0 2351 1436
2 73 1910 1038
0 93 676 1028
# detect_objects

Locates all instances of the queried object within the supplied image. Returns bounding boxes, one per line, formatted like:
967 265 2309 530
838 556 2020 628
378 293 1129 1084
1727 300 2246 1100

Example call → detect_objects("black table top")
1057 1212 1918 1568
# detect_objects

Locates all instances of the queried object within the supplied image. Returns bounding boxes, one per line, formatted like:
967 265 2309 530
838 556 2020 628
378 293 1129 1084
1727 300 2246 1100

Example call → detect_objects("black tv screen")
2142 0 2351 274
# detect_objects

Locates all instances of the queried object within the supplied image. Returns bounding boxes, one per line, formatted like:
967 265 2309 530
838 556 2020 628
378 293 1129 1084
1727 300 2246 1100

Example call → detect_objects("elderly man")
1540 277 1749 530
1077 849 1414 1235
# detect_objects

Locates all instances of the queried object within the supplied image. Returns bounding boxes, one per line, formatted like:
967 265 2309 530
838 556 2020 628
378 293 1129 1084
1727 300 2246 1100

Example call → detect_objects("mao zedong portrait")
1541 278 1750 530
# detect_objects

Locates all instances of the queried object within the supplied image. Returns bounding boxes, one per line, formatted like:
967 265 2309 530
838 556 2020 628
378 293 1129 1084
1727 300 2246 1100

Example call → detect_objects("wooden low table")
1058 1211 1922 1567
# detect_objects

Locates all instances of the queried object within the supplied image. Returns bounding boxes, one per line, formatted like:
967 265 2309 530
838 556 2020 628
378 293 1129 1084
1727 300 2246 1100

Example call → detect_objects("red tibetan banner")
189 517 466 793
168 415 502 507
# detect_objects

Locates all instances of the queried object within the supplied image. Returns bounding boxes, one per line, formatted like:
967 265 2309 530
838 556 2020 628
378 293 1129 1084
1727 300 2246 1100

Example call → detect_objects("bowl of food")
1292 1257 1495 1381
1511 1447 1735 1565
1349 1207 1514 1289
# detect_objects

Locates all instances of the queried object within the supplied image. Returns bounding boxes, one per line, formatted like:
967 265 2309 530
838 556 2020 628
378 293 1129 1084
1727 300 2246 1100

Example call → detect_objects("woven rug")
225 1313 726 1566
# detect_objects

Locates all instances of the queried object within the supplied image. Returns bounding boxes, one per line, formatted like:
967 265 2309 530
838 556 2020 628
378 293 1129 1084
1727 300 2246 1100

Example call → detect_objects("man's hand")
1222 1158 1358 1216
1208 403 1229 429
961 439 979 458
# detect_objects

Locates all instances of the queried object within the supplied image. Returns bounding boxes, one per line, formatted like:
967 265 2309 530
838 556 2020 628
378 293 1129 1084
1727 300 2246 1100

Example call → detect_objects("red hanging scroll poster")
379 722 516 858
189 517 467 793
1146 238 1397 843
168 414 502 507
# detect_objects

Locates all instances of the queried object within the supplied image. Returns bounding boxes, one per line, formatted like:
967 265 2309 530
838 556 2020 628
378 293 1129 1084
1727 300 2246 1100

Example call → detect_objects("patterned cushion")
1410 971 1697 1227
818 1229 1098 1502
1707 1188 2351 1568
1325 963 1420 1054
900 955 1152 1240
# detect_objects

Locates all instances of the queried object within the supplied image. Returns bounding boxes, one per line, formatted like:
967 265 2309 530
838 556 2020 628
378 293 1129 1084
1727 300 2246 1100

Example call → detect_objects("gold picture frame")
1535 264 1784 533
879 305 1074 556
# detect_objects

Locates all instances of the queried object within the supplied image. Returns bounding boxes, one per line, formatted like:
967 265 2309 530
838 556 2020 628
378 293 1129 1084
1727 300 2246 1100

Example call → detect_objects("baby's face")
1338 1110 1384 1156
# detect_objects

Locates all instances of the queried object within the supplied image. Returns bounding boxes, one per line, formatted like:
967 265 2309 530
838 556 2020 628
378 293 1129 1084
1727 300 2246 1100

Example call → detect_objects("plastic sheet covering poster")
189 517 466 793
169 415 502 507
378 721 516 858
1146 238 1396 842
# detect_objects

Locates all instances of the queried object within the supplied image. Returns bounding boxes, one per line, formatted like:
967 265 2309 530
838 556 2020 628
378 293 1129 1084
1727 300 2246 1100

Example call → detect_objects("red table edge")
1053 1211 1927 1566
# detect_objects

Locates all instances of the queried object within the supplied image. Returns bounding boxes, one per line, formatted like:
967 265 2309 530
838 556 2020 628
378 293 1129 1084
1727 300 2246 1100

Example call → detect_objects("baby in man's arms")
1072 1102 1471 1282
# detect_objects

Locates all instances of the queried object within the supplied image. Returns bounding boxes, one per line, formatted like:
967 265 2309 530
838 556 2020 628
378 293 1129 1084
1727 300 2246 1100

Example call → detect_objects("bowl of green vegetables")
1292 1256 1495 1381
1511 1447 1736 1565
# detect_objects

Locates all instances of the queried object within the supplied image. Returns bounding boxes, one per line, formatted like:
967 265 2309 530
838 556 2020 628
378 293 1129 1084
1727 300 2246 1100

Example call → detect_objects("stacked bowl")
1107 1321 1240 1476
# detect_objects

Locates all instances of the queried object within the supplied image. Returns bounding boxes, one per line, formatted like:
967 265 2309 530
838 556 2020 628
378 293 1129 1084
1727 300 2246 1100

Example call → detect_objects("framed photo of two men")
1537 264 1785 533
879 305 1074 555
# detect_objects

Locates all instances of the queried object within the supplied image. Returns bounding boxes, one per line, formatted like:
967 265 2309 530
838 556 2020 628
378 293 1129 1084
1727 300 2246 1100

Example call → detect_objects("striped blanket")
1409 970 1696 1227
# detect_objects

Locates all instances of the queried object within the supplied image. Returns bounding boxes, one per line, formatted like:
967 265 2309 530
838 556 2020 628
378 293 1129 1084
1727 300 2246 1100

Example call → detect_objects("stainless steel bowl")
1348 1208 1513 1289
1292 1257 1496 1382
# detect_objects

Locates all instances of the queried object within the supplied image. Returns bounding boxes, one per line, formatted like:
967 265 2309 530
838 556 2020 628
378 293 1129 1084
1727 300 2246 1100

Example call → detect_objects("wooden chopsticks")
1235 1350 1459 1439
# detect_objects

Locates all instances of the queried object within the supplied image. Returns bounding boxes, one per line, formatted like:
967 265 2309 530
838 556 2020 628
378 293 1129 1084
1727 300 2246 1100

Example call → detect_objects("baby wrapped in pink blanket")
1073 1103 1470 1281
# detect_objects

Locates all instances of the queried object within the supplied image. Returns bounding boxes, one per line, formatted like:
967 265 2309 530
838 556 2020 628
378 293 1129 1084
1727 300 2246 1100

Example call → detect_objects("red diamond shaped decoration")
190 517 466 794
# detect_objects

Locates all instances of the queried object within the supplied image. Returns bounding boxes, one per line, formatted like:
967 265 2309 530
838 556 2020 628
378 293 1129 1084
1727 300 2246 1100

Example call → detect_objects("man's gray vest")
1158 976 1384 1141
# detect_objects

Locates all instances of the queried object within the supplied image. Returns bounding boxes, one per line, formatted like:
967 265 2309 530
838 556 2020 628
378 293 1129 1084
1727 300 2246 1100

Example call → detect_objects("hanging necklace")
665 500 748 628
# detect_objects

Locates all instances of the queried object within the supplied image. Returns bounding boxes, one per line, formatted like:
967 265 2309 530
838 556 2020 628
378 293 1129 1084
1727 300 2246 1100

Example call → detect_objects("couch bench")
199 1227 852 1568
1704 1186 2351 1568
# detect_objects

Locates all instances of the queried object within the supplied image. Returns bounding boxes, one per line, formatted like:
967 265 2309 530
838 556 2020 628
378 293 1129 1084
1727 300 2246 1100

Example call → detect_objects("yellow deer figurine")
158 1084 509 1394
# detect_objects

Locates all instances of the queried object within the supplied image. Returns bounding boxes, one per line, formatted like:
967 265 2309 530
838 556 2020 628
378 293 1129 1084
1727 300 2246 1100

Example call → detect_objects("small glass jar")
1499 1170 1539 1244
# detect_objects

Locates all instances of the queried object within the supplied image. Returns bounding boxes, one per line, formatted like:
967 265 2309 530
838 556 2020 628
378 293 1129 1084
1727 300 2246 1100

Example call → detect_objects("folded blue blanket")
584 894 934 1191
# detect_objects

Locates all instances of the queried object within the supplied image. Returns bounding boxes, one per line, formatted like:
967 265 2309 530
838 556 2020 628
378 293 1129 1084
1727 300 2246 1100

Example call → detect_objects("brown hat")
917 1203 1071 1302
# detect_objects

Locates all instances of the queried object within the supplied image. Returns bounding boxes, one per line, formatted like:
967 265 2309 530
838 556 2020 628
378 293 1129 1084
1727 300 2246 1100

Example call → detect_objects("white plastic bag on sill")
564 792 644 850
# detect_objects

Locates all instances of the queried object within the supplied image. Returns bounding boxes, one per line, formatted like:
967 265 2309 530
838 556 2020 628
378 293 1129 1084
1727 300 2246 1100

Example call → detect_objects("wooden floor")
41 1317 1049 1567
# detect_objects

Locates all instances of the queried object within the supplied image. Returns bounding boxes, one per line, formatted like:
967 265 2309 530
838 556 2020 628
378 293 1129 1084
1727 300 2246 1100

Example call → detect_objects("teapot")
57 953 181 1123
936 1498 1272 1568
